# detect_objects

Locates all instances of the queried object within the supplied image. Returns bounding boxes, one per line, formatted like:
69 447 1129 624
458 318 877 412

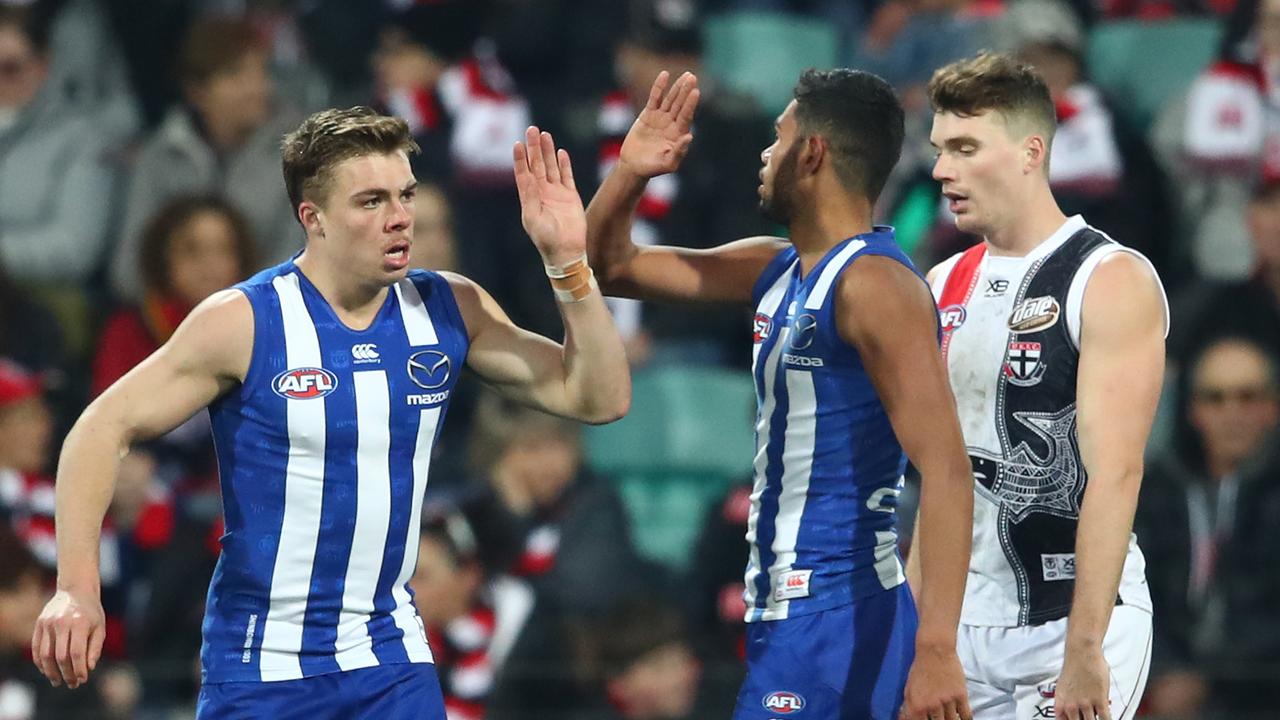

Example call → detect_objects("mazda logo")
790 313 818 350
407 350 451 389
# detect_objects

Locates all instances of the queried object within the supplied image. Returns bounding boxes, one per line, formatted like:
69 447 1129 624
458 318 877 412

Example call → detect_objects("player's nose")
931 154 953 183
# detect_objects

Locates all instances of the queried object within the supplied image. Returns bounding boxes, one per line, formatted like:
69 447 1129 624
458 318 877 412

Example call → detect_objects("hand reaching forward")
514 126 586 267
618 70 701 179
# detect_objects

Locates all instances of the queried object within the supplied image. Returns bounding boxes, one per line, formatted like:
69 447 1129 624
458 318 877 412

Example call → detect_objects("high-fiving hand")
618 71 701 179
513 126 586 268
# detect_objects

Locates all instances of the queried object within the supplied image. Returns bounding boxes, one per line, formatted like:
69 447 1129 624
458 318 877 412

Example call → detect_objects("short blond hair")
280 107 420 215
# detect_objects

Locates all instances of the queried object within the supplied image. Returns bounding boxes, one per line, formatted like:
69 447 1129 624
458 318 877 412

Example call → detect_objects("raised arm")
835 257 973 720
448 128 629 424
585 71 786 303
1055 253 1166 720
32 290 252 689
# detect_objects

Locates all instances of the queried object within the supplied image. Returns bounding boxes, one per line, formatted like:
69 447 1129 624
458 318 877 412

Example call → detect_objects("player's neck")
982 189 1068 258
790 198 873 278
294 251 389 329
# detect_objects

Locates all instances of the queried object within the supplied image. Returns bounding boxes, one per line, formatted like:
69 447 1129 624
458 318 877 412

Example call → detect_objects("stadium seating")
585 365 756 568
703 11 840 116
1086 18 1222 133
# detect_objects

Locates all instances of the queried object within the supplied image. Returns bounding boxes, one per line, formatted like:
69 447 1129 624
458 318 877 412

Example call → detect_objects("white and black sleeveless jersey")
930 216 1166 627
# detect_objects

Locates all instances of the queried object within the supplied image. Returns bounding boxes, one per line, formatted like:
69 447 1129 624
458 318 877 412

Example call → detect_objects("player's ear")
1024 134 1048 175
298 201 325 239
801 135 824 177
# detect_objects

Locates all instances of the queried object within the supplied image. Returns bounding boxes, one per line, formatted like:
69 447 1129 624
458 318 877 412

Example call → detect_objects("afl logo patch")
1008 296 1060 334
272 367 338 400
762 691 806 714
753 313 773 343
407 350 451 390
939 304 967 332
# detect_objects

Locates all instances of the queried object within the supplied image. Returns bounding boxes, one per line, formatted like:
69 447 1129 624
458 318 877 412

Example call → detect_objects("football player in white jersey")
916 53 1167 720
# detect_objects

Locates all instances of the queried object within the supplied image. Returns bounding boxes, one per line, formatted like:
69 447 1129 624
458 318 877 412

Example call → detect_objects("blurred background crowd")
0 0 1276 718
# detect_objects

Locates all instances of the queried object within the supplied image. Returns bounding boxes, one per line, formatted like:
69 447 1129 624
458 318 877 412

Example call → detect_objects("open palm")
514 126 586 265
619 71 701 179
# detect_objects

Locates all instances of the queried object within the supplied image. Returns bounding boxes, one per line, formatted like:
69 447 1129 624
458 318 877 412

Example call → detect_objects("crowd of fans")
0 0 1276 718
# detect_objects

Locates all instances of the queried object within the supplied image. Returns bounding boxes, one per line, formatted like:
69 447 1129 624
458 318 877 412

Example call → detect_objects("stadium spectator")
411 510 534 720
112 15 299 301
0 526 100 720
1136 336 1280 717
93 196 255 512
94 196 256 397
568 598 722 720
1151 0 1280 279
594 2 772 366
465 396 645 718
0 4 115 285
1169 179 1280 365
373 6 559 337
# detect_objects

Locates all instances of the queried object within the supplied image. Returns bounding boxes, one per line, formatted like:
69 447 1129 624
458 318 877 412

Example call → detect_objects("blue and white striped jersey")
744 228 916 622
201 261 468 683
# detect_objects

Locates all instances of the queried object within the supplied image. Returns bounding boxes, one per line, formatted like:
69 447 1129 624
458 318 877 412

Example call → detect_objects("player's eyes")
363 198 381 209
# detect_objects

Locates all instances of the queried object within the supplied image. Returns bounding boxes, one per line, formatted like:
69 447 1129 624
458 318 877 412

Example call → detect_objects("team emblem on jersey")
1008 296 1060 333
938 304 967 332
762 691 806 714
407 350 451 389
272 367 338 400
753 313 773 343
789 314 818 350
1005 341 1047 387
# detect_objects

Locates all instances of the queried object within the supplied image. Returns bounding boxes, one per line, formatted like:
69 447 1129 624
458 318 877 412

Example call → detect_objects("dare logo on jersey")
272 367 338 400
753 313 773 343
1008 296 1060 334
762 691 806 714
938 304 967 332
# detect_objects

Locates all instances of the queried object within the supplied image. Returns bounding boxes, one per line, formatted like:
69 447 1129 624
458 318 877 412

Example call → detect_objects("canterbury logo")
352 343 380 362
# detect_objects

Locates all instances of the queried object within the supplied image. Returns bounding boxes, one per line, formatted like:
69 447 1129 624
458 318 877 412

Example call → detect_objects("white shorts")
959 605 1153 720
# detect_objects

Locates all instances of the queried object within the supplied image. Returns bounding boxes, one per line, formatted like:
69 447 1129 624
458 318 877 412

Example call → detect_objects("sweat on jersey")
201 261 469 683
744 228 922 623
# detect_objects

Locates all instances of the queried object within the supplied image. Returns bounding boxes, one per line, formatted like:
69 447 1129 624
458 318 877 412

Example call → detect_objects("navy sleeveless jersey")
202 261 468 682
744 228 919 622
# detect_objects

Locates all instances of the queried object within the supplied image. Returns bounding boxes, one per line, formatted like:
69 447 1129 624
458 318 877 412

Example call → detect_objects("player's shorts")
732 582 917 720
960 604 1153 720
196 662 446 720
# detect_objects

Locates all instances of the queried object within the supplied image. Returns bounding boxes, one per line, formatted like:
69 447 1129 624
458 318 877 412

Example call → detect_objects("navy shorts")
196 662 445 720
733 583 918 720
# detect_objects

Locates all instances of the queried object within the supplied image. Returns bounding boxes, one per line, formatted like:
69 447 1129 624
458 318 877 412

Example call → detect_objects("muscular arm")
586 164 786 302
584 70 786 303
904 257 957 598
56 291 250 591
448 128 630 425
35 290 251 687
447 272 629 424
836 258 973 718
1068 253 1166 654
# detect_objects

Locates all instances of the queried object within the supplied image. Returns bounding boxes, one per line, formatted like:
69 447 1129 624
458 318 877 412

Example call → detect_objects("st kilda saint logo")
272 367 338 400
1005 340 1047 387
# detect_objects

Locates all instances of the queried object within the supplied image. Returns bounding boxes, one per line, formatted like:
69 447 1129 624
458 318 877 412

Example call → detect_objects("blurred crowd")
0 0 1276 718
